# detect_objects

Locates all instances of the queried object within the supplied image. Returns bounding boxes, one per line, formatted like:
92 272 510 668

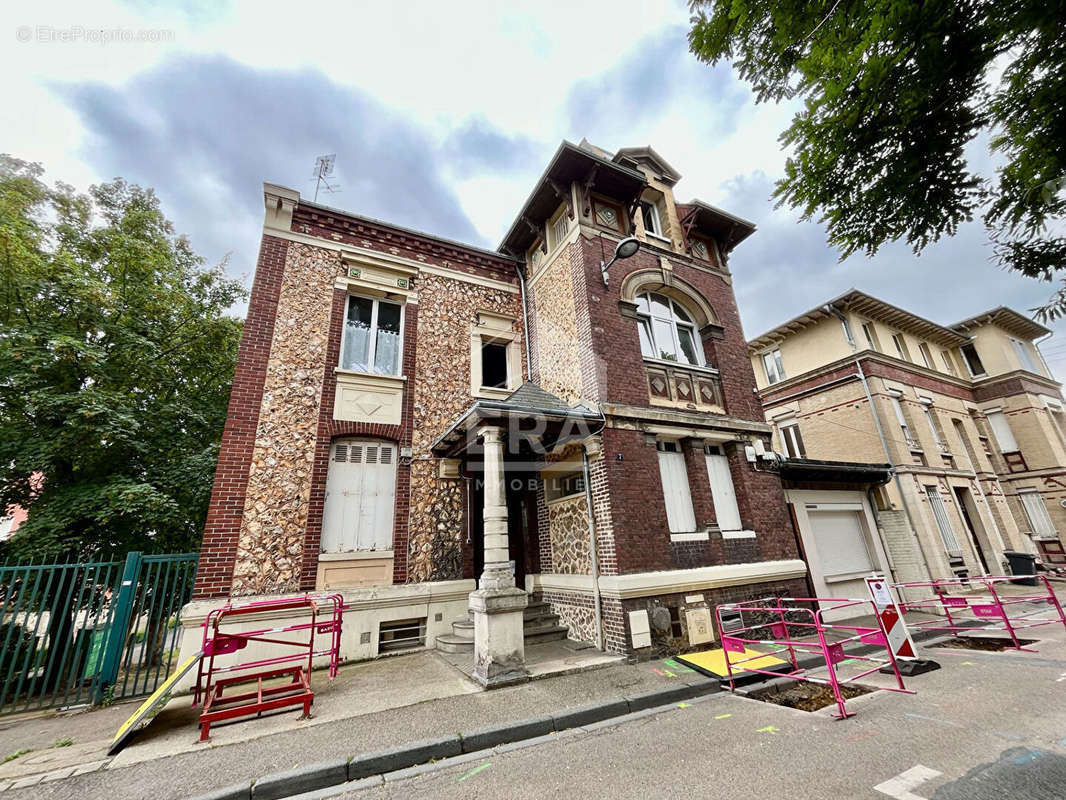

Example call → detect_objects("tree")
688 0 1066 318
0 155 246 559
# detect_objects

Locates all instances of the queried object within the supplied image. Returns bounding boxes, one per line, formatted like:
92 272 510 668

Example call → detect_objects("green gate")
0 551 198 714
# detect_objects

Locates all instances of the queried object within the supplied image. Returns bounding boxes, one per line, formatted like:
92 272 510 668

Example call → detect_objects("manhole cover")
932 636 1037 652
745 681 873 712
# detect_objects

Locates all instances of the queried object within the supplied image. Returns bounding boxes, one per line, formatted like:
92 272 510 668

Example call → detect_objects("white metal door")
321 440 396 552
809 508 874 621
705 450 742 531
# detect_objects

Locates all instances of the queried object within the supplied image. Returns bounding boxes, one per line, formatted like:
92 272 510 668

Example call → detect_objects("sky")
4 0 1065 377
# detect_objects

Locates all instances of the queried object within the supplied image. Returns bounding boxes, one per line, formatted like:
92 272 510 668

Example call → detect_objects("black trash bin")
1004 551 1039 585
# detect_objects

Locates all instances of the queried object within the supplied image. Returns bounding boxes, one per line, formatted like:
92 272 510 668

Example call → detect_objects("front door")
953 487 991 574
469 467 532 588
321 439 396 553
808 507 876 621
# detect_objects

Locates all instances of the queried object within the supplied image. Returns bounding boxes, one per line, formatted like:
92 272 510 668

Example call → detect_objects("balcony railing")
644 358 724 412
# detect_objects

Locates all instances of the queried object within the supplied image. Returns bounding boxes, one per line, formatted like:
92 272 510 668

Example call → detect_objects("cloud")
441 117 546 178
564 25 746 146
58 54 512 288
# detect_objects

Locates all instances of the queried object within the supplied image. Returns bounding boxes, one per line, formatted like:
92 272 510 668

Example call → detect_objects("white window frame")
840 317 855 346
704 444 742 532
961 343 987 377
636 292 707 367
321 439 397 553
985 409 1019 452
1019 489 1056 537
918 342 933 369
889 393 917 449
339 294 405 377
549 207 571 250
861 322 879 352
640 198 669 243
919 398 947 452
779 422 805 459
925 485 961 552
891 333 910 362
941 349 958 376
762 348 786 385
657 440 697 533
1010 337 1039 373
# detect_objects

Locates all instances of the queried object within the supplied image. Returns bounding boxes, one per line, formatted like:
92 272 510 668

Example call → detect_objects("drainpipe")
823 304 933 585
515 262 532 381
581 447 604 651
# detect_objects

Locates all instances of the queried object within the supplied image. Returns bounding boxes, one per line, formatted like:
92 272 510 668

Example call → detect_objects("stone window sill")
319 551 394 561
721 529 757 540
670 531 710 542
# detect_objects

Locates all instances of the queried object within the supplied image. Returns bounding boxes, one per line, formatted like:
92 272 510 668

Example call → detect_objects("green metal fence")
0 551 198 714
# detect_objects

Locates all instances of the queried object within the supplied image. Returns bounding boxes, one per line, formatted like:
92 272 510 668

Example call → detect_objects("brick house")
186 140 806 684
749 291 1066 601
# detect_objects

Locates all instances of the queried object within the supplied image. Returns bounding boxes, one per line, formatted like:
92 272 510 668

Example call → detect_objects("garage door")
321 440 396 553
808 507 874 621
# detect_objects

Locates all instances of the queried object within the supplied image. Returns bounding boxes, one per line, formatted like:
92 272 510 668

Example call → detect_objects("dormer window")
636 292 706 366
690 236 711 262
640 199 668 242
592 197 625 233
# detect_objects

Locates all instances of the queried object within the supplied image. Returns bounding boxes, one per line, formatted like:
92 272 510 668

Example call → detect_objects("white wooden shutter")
1020 491 1055 536
986 411 1019 452
321 440 396 552
705 450 742 531
657 449 696 533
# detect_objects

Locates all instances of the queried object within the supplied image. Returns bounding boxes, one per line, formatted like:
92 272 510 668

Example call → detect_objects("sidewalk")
0 647 706 799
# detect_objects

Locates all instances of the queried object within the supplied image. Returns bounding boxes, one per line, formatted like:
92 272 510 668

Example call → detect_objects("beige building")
748 290 1066 591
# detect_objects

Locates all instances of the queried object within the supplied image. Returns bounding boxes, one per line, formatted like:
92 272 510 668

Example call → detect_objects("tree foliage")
0 156 246 558
688 0 1066 317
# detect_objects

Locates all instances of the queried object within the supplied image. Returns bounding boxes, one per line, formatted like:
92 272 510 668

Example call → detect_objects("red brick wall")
194 235 289 598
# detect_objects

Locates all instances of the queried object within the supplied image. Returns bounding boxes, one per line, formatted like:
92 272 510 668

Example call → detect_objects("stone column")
469 425 527 687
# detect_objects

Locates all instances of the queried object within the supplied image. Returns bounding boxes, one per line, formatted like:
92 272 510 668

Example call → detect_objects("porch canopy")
779 458 892 486
430 382 604 459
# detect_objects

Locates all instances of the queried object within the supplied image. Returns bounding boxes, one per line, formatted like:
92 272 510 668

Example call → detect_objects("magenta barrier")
715 596 915 719
193 593 344 706
893 574 1066 652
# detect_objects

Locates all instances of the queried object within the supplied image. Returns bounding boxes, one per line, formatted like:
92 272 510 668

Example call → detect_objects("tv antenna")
311 154 340 202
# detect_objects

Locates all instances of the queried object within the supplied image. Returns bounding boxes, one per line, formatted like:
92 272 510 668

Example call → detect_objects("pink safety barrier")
893 574 1066 652
715 596 915 719
193 593 344 706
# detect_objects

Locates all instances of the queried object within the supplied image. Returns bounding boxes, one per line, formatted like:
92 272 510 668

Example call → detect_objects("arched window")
636 292 707 366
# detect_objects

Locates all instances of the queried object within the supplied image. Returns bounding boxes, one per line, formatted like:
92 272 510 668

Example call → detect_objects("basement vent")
378 618 426 653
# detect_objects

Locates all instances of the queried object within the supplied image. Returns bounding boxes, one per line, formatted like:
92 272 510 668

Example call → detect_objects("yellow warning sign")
677 646 785 677
108 651 202 756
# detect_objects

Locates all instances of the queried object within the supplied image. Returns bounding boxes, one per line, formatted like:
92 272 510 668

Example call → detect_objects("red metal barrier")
715 596 915 719
193 594 343 740
893 575 1066 652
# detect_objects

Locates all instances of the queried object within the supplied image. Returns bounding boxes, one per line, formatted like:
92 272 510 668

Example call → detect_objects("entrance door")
469 467 531 588
808 507 875 621
953 486 991 574
321 440 396 553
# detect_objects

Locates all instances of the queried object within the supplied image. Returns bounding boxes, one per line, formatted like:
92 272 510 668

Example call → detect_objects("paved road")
331 634 1066 800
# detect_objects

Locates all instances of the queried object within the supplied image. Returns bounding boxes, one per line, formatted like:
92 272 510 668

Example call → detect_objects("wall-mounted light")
600 237 640 285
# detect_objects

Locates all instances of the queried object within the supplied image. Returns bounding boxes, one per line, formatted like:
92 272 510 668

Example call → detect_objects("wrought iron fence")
0 551 198 714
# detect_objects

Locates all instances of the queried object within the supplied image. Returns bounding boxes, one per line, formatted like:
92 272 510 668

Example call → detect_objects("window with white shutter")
925 486 961 551
1020 490 1055 536
321 439 396 553
704 445 742 531
657 441 696 533
986 410 1019 452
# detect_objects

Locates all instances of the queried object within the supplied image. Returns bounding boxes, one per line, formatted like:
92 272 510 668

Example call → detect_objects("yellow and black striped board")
108 651 203 756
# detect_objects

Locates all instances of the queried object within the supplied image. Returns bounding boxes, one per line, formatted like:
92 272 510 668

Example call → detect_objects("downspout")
823 304 934 585
515 262 532 381
581 447 604 651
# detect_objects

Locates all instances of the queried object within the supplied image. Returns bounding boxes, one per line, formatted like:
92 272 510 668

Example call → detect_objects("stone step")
451 619 474 640
435 634 474 653
523 624 569 644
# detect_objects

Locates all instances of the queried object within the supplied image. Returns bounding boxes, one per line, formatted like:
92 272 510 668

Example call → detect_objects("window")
941 350 958 376
1019 490 1055 536
920 400 947 452
840 317 855 346
550 209 570 249
704 444 742 531
545 470 585 502
341 296 403 376
961 343 986 376
321 440 397 552
861 322 880 352
592 198 624 232
762 348 786 385
1010 338 1040 373
640 199 667 240
657 441 697 532
925 486 961 551
690 236 712 262
889 394 917 448
952 419 978 469
636 292 706 366
918 343 934 369
985 410 1019 452
481 341 509 388
891 333 911 361
779 422 806 459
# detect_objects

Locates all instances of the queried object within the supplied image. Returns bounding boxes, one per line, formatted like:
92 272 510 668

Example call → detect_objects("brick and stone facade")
193 143 808 659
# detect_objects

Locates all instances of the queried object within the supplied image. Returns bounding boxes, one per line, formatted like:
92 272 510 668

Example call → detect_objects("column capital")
477 425 505 445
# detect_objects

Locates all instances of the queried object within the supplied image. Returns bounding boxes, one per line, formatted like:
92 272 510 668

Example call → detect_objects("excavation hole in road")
745 681 873 712
932 636 1037 652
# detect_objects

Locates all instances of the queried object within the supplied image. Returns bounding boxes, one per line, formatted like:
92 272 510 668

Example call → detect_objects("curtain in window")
374 302 402 374
342 297 373 371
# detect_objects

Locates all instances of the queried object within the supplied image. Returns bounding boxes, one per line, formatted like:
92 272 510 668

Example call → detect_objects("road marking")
756 725 778 735
677 703 691 708
873 764 942 800
1057 672 1066 682
714 713 732 719
458 763 491 782
904 712 962 728
847 729 880 743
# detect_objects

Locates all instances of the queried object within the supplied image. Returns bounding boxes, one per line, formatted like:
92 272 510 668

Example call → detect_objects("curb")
190 679 718 800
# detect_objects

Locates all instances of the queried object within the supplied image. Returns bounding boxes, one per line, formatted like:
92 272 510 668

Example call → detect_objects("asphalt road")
329 634 1066 800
